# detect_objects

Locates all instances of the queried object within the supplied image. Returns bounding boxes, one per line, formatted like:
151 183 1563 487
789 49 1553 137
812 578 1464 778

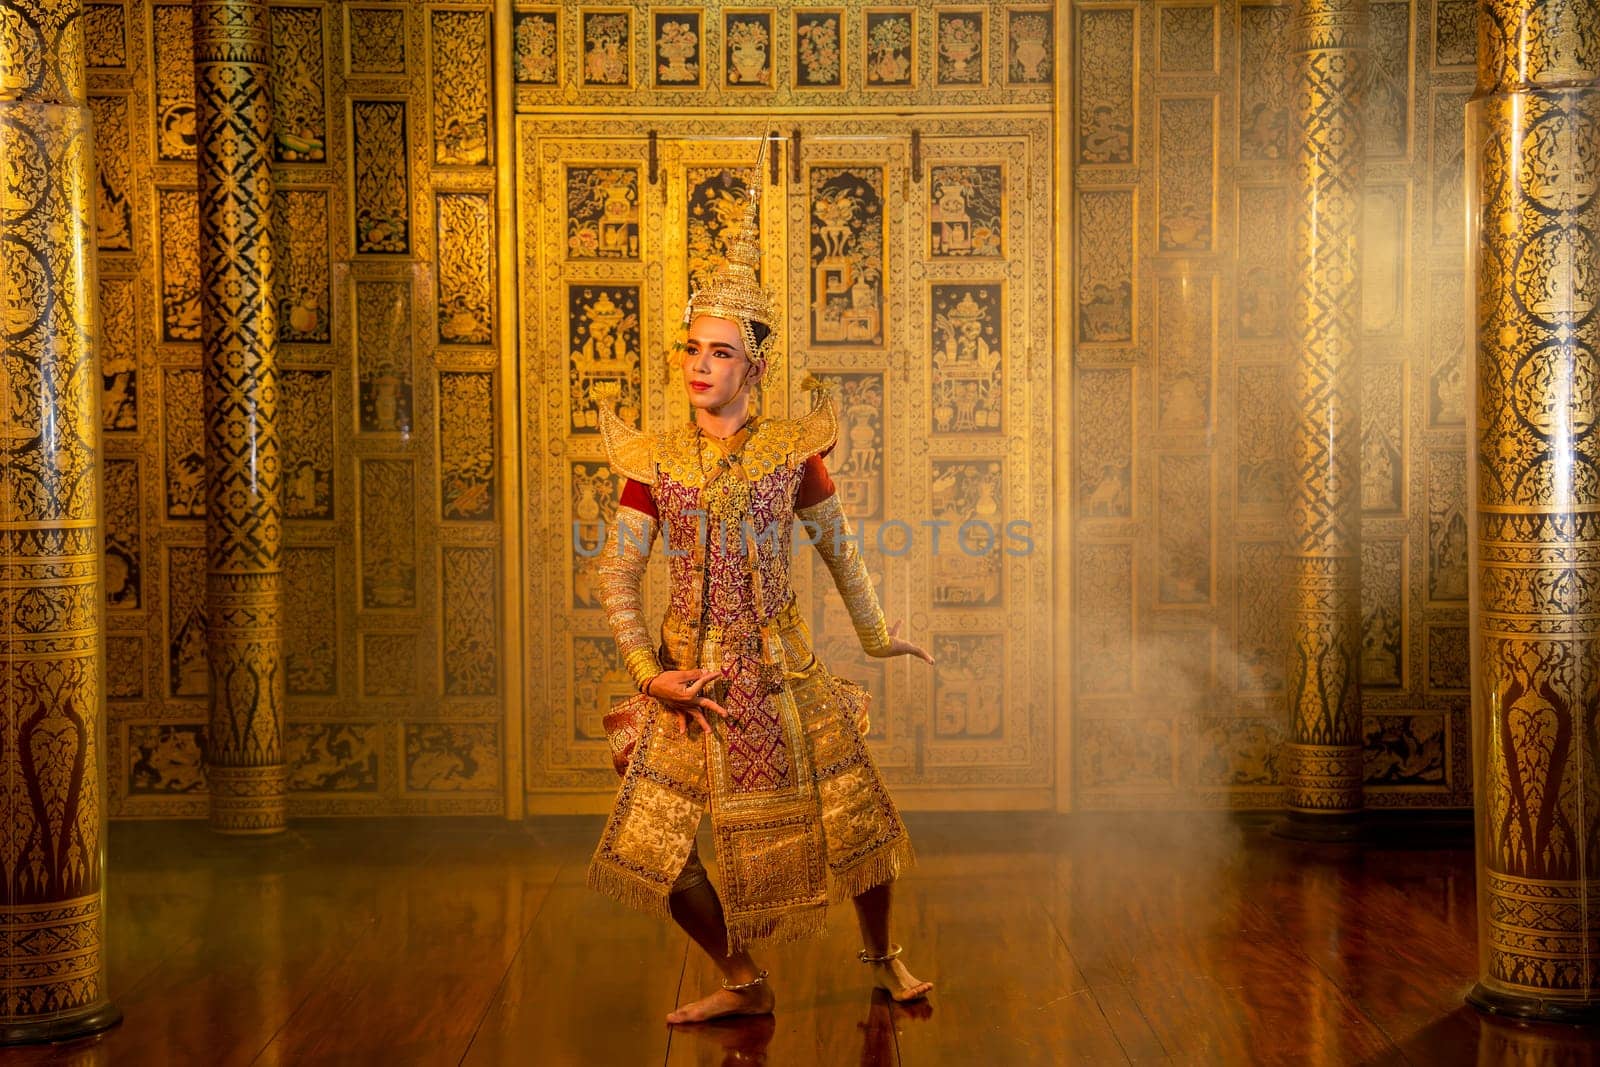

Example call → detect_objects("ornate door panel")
518 116 1054 812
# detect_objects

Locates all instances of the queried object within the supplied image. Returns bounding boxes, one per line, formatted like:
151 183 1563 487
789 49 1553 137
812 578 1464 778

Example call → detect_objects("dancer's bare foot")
867 957 933 1002
666 982 775 1025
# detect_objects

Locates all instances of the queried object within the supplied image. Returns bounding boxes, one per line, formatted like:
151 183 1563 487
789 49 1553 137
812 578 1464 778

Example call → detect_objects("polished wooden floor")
4 813 1600 1065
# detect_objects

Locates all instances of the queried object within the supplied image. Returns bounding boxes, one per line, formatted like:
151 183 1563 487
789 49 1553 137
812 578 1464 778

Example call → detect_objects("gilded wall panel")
1157 3 1217 73
1073 0 1472 809
161 368 204 519
808 165 886 347
353 279 415 435
286 724 380 792
930 282 1004 433
652 10 704 89
1364 1 1412 160
1238 4 1290 161
512 8 558 85
1077 542 1134 695
1078 367 1134 520
362 632 418 697
351 98 410 254
84 2 127 68
1077 188 1136 345
1431 0 1475 68
1427 449 1468 603
1428 89 1469 250
100 275 138 432
104 458 141 613
435 191 494 343
442 547 498 697
429 7 492 166
108 0 507 817
1156 96 1216 254
1235 541 1285 693
347 3 407 75
1236 184 1289 341
1004 7 1053 85
440 371 496 522
1361 184 1409 337
108 635 146 701
1156 454 1213 606
359 459 418 611
930 632 1006 741
1156 274 1215 432
151 3 195 162
156 188 200 342
89 93 133 253
128 723 207 794
1361 361 1406 515
1076 6 1136 166
1236 363 1286 510
403 723 499 793
1360 538 1406 688
268 3 328 163
280 369 335 521
273 188 333 344
1427 271 1467 426
166 546 207 699
284 546 338 697
1362 713 1446 787
813 372 885 519
934 10 988 88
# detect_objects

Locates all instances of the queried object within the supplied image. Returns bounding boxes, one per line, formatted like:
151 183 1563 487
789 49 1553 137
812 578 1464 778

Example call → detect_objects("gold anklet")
720 968 769 992
857 944 903 964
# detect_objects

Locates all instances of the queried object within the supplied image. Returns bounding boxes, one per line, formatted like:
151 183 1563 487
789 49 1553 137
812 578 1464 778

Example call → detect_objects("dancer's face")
683 315 761 413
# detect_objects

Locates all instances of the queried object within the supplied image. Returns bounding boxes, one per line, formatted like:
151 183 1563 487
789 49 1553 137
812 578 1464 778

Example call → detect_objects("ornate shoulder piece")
791 374 839 460
590 381 657 485
742 376 838 480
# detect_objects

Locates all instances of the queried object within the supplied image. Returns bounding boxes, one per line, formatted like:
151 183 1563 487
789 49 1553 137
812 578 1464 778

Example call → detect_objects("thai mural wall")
1070 0 1475 808
92 0 509 816
86 0 1475 815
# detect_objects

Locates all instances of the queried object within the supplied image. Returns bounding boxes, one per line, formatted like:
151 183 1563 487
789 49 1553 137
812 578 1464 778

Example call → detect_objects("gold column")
1277 0 1367 839
0 0 122 1044
193 0 286 834
1468 0 1600 1022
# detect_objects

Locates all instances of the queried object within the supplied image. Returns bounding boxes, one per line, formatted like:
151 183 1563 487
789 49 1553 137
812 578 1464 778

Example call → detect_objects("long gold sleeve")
797 493 892 656
596 504 663 689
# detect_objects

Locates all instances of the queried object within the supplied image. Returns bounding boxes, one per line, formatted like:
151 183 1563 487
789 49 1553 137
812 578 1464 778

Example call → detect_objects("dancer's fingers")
688 707 712 735
700 696 730 720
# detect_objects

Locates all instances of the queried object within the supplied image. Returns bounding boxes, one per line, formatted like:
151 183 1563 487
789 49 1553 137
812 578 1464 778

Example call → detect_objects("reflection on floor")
2 813 1599 1065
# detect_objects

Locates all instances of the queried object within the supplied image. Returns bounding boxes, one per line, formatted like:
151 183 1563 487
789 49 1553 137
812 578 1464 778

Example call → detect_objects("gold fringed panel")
1468 0 1600 1021
193 0 286 834
0 0 122 1045
1279 0 1367 831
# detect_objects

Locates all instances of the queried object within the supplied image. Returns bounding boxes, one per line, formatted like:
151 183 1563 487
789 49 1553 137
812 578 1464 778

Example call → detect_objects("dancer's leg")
664 850 774 1023
851 880 933 1002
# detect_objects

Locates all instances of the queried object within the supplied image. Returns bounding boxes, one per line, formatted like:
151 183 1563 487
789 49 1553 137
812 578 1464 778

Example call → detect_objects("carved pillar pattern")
1279 0 1368 834
193 0 286 834
0 0 122 1044
1469 0 1600 1021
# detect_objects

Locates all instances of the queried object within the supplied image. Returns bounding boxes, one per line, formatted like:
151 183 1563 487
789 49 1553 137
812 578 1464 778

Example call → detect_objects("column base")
1469 983 1600 1025
1271 809 1364 843
0 1001 122 1047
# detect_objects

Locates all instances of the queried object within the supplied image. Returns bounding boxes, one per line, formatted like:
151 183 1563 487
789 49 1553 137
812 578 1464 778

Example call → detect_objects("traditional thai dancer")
586 151 934 1024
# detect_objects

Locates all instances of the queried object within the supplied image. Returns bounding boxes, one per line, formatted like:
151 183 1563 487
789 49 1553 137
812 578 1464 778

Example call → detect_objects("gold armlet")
797 494 891 656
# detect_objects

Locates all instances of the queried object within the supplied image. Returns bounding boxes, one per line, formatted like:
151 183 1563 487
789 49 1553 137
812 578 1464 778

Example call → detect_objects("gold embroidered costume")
585 155 912 950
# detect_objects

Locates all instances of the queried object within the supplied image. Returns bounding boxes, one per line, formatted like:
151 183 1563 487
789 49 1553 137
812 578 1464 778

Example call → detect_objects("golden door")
517 117 1057 813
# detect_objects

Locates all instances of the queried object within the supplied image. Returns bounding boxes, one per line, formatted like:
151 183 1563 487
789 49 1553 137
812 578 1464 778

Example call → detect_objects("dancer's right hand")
645 669 728 737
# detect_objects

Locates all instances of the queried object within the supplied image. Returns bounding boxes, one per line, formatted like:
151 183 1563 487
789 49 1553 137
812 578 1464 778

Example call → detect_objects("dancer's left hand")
869 619 934 664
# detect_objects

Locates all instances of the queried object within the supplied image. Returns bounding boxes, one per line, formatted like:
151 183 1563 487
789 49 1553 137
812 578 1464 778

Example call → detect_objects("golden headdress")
684 135 780 369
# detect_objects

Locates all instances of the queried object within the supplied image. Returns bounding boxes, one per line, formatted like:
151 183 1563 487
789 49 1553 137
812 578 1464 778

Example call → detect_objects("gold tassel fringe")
828 834 916 904
586 856 673 921
725 901 831 955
